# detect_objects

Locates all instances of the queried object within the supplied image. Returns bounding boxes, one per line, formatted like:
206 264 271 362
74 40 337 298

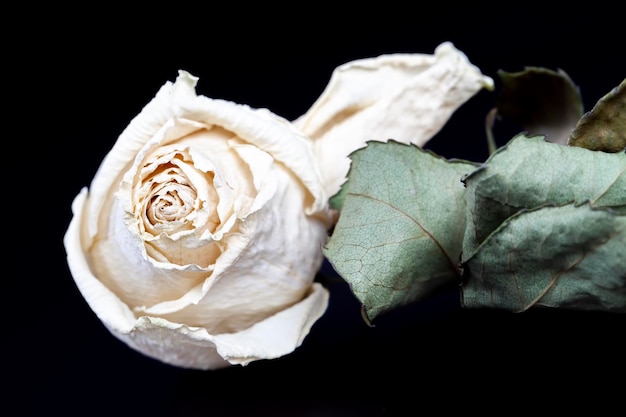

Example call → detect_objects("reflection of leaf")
569 79 626 153
462 203 626 313
495 67 584 145
324 140 476 323
462 134 626 260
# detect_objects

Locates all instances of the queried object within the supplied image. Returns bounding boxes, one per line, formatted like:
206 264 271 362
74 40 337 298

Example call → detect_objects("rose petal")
121 283 328 369
211 283 328 366
294 41 495 197
64 189 138 331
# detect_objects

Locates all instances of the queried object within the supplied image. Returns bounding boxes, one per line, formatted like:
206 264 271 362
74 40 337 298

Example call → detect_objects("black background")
16 6 625 416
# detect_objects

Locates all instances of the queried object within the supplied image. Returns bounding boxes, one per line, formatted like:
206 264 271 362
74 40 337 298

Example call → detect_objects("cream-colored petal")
102 283 328 370
64 189 137 332
294 41 495 197
86 73 199 244
115 317 231 370
90 195 211 309
230 142 277 215
212 282 329 366
176 82 330 221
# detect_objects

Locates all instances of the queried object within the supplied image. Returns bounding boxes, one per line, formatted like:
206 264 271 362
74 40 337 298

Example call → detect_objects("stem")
485 107 498 155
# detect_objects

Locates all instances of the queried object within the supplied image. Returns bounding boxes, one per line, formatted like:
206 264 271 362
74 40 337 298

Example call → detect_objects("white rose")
64 70 333 370
295 41 495 198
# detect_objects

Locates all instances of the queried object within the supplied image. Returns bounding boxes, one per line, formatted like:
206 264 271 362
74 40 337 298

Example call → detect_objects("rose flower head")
64 70 333 370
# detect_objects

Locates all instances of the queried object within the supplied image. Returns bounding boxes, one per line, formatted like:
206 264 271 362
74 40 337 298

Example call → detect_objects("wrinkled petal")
295 41 494 197
117 283 328 370
65 189 139 331
212 283 328 366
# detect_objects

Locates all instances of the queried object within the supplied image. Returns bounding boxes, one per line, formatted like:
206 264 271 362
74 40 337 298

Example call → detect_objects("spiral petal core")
65 71 331 369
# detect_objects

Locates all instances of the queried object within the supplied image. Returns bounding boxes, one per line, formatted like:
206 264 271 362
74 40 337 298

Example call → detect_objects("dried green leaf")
461 203 626 312
568 79 626 153
324 140 476 323
496 67 584 144
462 134 626 260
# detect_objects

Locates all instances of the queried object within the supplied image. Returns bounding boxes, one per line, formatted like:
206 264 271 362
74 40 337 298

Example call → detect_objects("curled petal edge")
295 41 495 198
120 283 328 370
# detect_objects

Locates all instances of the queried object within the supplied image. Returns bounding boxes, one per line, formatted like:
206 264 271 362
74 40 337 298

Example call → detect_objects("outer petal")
211 283 328 366
121 283 328 369
65 189 139 332
294 41 495 197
